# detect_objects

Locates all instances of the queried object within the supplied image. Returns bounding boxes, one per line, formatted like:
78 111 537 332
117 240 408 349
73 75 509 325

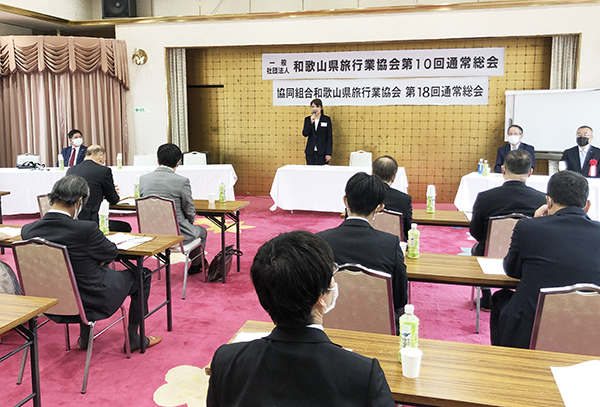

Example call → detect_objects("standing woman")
302 99 333 165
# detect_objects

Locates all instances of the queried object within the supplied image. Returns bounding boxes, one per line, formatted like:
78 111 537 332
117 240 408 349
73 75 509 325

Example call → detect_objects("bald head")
372 155 398 184
85 145 106 165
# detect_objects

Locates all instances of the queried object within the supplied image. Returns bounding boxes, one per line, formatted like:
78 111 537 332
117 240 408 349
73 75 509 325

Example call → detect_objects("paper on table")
476 257 506 275
232 331 270 343
464 212 473 221
0 227 21 237
551 360 600 407
106 233 153 250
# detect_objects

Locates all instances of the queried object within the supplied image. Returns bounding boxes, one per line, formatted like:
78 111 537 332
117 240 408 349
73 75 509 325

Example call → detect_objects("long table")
412 209 471 227
269 165 408 213
0 165 238 215
454 172 600 221
405 252 518 288
235 320 597 407
111 199 250 284
1 294 58 407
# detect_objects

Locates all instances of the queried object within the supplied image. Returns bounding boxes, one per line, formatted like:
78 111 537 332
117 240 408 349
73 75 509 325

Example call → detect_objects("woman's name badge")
321 122 327 127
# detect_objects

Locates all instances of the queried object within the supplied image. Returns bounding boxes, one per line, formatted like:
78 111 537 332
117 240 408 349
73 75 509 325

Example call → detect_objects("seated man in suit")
494 124 535 173
560 125 600 177
59 129 88 167
207 230 395 407
21 176 161 352
318 172 408 319
491 170 600 348
67 145 131 232
372 155 412 241
140 143 207 275
470 150 546 310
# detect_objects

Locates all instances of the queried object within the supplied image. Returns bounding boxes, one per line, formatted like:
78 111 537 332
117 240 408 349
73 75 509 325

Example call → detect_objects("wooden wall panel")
186 36 551 202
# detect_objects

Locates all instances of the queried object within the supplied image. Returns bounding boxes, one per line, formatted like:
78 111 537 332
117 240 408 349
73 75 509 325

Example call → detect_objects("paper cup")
207 193 216 203
426 185 436 196
400 347 423 378
400 242 407 257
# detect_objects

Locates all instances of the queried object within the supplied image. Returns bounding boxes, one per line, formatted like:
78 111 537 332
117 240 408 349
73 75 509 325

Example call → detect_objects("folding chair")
349 150 373 167
136 196 205 299
12 238 131 394
472 213 528 333
371 209 405 242
530 283 600 356
183 152 207 166
324 263 396 335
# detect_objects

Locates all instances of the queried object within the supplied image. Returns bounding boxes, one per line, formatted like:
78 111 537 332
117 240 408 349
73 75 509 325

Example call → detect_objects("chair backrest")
183 152 207 166
323 263 396 335
484 213 528 258
370 209 405 242
37 194 51 217
133 154 156 166
530 283 600 356
349 150 373 167
135 196 183 250
12 238 88 322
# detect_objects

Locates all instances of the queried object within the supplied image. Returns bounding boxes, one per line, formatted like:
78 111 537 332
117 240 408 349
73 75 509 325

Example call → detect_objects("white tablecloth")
0 164 238 215
270 165 409 213
454 172 600 221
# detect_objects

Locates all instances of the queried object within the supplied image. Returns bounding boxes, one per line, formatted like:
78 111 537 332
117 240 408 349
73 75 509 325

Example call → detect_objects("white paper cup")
207 193 216 203
400 347 423 378
426 185 436 196
400 242 407 257
558 161 567 171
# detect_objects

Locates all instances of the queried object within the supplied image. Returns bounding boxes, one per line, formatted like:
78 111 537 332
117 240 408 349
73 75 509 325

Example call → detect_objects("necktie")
580 149 587 169
69 148 76 167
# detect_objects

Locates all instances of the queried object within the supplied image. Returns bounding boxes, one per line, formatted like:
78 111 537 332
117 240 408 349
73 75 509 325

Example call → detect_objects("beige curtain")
167 48 189 152
550 35 578 90
0 36 129 167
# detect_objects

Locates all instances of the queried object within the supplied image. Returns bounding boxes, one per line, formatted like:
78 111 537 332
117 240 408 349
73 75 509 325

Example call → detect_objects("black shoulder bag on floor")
206 245 243 283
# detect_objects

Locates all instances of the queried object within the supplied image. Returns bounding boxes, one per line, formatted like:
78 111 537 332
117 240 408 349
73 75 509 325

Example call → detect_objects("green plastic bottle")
482 160 489 176
407 223 420 259
398 304 419 362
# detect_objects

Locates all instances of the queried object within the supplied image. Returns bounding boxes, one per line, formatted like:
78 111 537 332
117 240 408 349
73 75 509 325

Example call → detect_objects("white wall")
1 0 93 20
116 3 600 161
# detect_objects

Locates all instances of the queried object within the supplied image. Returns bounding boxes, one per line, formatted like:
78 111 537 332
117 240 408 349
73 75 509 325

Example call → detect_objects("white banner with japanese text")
273 77 489 106
263 48 504 80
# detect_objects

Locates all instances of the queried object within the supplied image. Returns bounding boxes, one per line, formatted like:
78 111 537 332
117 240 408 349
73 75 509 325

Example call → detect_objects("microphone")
312 111 316 115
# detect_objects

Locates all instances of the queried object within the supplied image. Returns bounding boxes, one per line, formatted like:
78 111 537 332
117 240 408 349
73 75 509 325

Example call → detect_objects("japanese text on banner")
273 77 489 106
263 48 504 80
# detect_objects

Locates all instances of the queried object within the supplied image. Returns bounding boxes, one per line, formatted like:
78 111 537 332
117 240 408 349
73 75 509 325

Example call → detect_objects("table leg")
221 212 227 284
165 248 172 332
137 255 146 354
1 196 4 255
29 317 41 407
236 211 241 272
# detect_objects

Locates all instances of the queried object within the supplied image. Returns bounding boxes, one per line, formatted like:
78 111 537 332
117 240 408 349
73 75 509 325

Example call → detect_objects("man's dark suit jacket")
207 326 395 407
59 145 88 166
494 142 535 173
21 212 134 321
560 145 600 178
317 218 408 314
499 207 600 348
470 181 546 256
67 160 120 224
382 183 412 241
302 114 333 156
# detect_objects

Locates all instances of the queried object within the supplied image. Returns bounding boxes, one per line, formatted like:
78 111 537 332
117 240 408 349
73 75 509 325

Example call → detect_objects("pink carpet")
1 197 489 406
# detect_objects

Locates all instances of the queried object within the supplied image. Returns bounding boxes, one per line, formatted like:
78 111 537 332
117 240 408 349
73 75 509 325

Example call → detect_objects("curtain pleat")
167 48 189 152
0 36 129 167
550 35 578 90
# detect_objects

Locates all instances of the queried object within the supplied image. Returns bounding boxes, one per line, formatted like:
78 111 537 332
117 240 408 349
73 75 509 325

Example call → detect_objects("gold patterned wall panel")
186 36 551 202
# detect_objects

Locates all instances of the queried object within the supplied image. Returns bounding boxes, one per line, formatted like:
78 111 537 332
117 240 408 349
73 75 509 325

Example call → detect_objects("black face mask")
577 137 590 147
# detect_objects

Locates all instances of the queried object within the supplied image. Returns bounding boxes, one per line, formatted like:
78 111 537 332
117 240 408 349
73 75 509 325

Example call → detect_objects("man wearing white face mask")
494 124 536 173
59 129 88 167
318 172 408 324
207 231 395 407
21 175 161 352
560 125 600 178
